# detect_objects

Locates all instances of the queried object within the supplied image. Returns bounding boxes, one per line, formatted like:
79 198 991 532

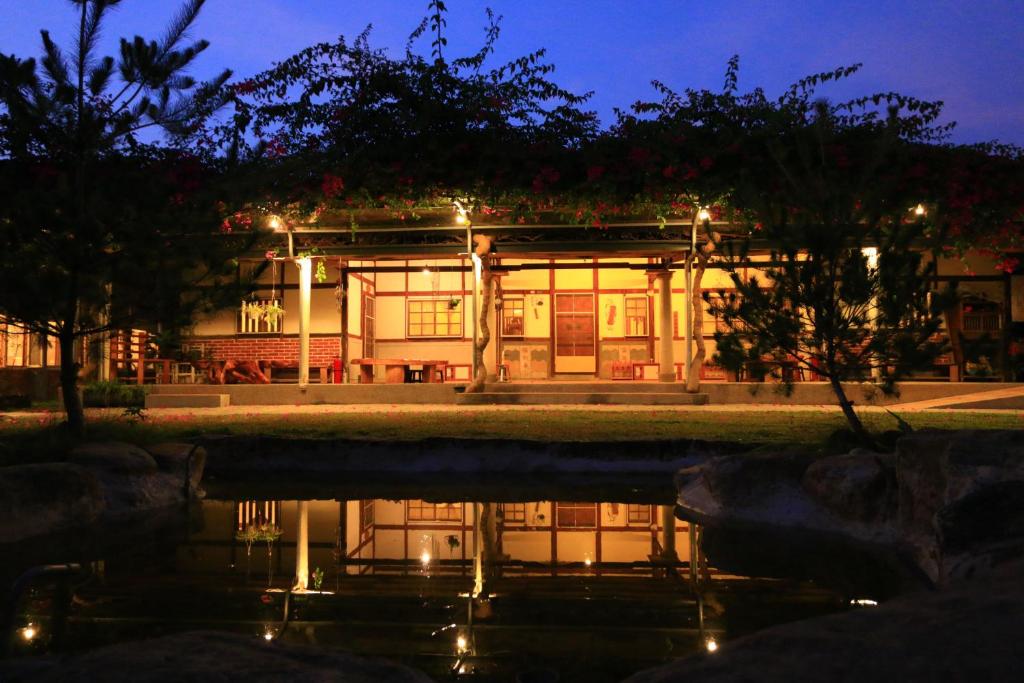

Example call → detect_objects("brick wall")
188 336 342 366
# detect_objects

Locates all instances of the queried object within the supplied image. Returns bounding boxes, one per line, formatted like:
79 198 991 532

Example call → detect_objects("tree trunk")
828 375 877 448
686 254 708 392
466 255 493 394
58 330 84 435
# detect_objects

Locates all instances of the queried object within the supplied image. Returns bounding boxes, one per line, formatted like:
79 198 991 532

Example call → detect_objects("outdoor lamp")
697 208 711 222
913 203 927 216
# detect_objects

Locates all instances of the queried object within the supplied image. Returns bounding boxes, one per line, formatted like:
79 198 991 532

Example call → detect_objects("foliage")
208 2 599 228
235 521 283 547
655 62 963 444
311 566 324 591
0 0 265 432
82 381 145 408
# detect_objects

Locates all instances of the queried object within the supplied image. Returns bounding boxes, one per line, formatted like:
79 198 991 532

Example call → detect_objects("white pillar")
468 227 479 379
658 270 675 382
297 257 312 386
295 500 309 590
863 247 881 381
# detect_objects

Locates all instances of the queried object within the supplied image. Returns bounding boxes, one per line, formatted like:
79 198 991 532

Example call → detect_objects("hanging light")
456 635 469 653
422 266 432 278
267 215 283 231
697 208 711 222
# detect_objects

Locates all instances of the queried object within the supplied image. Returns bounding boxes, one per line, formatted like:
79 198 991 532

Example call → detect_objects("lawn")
2 407 1022 467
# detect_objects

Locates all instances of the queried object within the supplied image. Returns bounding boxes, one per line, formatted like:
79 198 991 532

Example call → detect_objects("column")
297 257 312 387
295 500 309 590
658 270 675 382
660 505 677 559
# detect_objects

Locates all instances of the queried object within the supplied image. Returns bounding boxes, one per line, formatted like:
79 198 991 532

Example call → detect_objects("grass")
2 407 1022 467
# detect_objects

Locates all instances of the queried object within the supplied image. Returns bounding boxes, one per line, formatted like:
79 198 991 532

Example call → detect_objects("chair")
406 368 424 383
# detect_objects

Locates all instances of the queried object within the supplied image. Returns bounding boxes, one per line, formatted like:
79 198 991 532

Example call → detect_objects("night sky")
2 0 1021 145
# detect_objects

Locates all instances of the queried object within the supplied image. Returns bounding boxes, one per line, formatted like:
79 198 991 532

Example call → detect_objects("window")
626 504 652 525
407 500 463 522
501 297 525 337
624 296 648 337
407 299 463 338
498 503 527 525
360 499 375 534
556 502 597 528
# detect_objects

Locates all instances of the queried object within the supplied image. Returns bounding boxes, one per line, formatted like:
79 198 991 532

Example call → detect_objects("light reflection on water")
5 490 857 682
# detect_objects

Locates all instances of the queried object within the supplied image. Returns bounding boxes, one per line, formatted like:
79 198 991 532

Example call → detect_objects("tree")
704 75 959 446
0 0 258 433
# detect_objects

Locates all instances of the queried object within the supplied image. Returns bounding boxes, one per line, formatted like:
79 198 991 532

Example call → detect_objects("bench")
352 358 448 384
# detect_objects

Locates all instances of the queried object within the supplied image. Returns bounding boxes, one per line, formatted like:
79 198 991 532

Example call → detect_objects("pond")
3 474 901 682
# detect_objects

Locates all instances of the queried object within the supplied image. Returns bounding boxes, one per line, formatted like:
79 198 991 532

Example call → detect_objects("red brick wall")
188 336 342 366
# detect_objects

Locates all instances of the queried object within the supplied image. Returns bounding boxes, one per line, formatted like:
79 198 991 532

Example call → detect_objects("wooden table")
352 358 447 384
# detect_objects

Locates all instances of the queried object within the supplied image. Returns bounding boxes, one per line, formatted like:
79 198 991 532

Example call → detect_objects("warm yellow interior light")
697 208 711 222
421 550 432 565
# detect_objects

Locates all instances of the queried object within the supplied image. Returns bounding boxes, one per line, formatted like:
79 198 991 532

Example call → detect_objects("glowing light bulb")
455 212 467 225
705 637 718 653
20 625 36 642
456 635 468 652
913 203 926 216
583 556 592 567
422 267 432 278
263 631 274 641
421 550 432 566
697 208 711 222
850 598 878 607
267 215 282 231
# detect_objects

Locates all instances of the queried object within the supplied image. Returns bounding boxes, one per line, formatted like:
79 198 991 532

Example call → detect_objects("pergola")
262 207 724 386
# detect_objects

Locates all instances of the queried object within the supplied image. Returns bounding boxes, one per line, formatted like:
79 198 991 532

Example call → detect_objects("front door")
554 293 596 374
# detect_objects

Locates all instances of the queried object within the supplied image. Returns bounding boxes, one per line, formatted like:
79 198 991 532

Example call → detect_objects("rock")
0 464 105 543
0 630 433 682
699 452 815 509
69 442 185 520
69 442 158 475
801 450 896 524
625 579 1024 682
146 442 206 491
897 430 1024 581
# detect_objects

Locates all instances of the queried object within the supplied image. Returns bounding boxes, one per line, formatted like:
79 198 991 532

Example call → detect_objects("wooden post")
297 257 312 387
658 270 675 382
660 505 677 559
468 226 478 380
340 264 349 383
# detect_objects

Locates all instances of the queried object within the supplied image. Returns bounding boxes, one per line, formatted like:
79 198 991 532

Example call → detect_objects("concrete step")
480 382 694 394
146 393 230 408
456 392 709 406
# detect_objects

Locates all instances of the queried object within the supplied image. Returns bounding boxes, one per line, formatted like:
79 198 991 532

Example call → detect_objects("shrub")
82 382 146 408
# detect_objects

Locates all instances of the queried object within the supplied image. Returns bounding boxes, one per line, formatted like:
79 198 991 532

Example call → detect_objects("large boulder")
146 442 206 493
698 451 815 509
801 449 896 524
626 579 1024 683
0 630 432 682
69 442 158 475
0 464 105 543
897 430 1024 581
69 442 184 518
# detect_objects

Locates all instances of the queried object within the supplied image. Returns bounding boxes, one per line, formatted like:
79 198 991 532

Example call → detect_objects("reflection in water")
5 492 855 682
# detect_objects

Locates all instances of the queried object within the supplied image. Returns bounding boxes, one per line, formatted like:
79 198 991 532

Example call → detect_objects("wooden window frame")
624 295 649 338
406 298 464 339
406 499 463 523
555 502 598 529
501 296 526 337
626 504 652 525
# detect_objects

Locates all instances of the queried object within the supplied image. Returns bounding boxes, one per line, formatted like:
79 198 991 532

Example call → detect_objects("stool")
497 363 510 382
406 369 424 383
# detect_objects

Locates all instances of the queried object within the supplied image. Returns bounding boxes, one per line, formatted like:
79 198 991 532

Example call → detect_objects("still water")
4 477 886 682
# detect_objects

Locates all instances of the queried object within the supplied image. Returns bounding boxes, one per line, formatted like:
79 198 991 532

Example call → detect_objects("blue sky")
2 0 1021 144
